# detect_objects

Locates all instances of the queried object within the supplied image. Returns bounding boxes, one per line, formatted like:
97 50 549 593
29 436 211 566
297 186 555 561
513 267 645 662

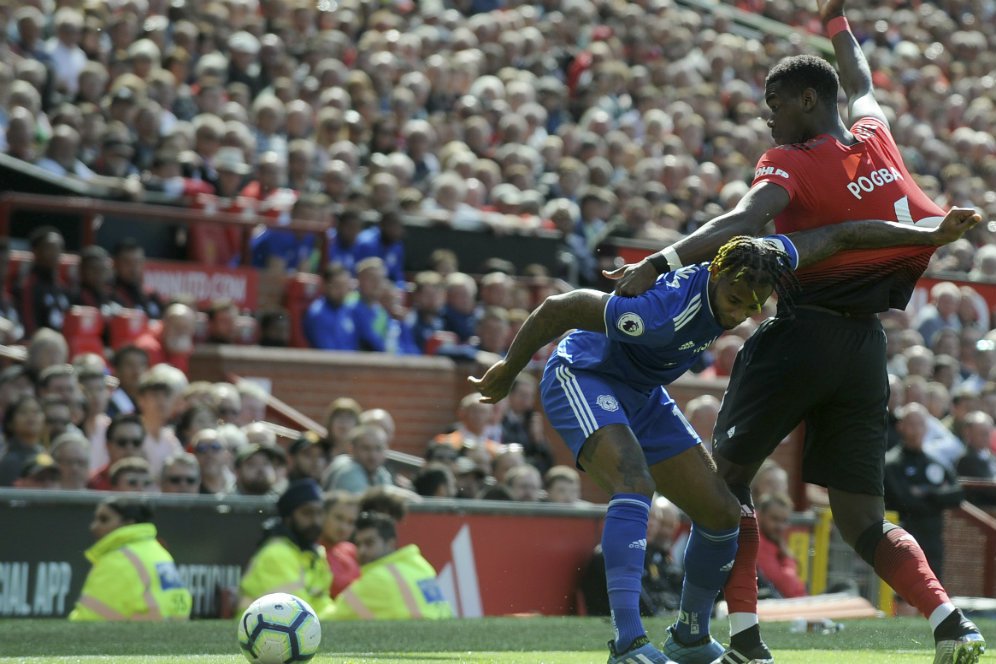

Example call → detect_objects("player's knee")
699 491 741 531
614 471 655 497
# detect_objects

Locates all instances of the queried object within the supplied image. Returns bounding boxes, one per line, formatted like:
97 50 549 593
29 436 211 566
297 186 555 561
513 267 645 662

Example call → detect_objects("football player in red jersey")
606 1 986 662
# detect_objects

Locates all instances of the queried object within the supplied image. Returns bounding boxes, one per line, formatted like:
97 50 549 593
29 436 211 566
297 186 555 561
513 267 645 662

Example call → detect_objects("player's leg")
540 364 674 664
648 444 740 664
806 318 985 664
828 488 984 663
710 316 831 663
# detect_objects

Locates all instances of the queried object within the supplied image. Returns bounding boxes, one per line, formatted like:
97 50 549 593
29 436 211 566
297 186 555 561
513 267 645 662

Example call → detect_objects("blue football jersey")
555 264 722 391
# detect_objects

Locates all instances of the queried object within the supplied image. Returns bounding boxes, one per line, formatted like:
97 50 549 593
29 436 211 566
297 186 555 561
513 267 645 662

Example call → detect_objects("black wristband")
648 253 671 274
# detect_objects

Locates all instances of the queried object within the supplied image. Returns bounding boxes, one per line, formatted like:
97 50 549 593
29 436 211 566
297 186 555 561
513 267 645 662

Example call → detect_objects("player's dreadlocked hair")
709 236 800 309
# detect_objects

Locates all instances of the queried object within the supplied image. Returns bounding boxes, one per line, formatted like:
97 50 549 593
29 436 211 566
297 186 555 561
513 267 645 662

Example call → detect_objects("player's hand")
603 259 658 297
468 361 516 404
932 207 982 245
816 0 845 23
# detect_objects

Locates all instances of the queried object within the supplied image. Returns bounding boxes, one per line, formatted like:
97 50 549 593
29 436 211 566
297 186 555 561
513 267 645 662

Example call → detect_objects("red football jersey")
753 116 944 313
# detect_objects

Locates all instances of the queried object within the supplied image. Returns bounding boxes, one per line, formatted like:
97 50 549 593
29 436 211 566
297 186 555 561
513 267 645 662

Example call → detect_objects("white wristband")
663 246 683 270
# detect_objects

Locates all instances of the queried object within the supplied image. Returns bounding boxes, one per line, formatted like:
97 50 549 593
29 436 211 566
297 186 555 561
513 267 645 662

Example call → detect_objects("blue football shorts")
539 356 701 468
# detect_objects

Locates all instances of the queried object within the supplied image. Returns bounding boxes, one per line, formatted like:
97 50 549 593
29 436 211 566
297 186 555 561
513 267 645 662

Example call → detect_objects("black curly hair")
709 236 800 309
766 54 840 109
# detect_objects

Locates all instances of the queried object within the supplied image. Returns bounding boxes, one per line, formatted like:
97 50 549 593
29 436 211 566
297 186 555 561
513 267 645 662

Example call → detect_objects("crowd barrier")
4 488 993 621
0 489 606 619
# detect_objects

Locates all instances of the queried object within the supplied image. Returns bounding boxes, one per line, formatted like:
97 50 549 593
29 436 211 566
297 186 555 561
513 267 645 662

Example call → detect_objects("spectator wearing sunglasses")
190 428 234 495
88 414 146 491
160 452 201 494
109 457 155 492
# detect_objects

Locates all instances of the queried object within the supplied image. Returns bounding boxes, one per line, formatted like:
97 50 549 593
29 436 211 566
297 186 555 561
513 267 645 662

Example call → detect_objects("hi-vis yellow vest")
68 523 192 621
332 544 453 620
238 536 335 620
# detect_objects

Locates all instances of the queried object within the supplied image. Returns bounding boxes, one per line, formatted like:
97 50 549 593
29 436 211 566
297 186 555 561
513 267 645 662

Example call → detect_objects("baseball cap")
234 443 286 467
454 457 487 477
20 453 59 479
289 431 322 456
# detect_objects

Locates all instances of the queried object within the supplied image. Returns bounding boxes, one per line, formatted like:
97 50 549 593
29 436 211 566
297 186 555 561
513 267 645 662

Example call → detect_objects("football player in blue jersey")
471 209 979 664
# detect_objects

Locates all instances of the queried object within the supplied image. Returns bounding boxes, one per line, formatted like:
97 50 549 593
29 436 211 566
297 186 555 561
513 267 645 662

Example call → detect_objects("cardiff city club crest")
616 312 644 337
596 395 620 412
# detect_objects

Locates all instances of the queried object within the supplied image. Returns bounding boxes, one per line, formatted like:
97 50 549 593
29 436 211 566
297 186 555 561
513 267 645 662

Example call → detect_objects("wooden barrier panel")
187 345 463 458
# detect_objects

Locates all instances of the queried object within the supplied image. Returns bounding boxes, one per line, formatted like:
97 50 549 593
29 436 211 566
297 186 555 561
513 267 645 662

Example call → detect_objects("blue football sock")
674 522 739 644
603 493 651 652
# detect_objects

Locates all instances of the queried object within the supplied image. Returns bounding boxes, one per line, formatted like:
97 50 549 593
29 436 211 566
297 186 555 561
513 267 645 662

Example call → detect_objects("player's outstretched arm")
817 0 888 126
469 289 609 404
604 182 789 296
789 207 981 268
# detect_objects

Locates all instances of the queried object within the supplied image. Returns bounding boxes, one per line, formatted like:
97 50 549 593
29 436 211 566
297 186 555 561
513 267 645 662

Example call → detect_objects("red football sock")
724 512 760 615
873 527 950 618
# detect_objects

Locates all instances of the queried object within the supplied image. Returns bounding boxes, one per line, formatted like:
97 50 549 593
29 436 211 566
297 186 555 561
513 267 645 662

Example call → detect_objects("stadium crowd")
1 0 996 622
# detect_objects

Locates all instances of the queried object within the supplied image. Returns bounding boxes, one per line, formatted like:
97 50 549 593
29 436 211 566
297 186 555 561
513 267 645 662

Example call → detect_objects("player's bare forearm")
817 0 870 99
791 207 981 268
469 290 609 403
829 22 873 100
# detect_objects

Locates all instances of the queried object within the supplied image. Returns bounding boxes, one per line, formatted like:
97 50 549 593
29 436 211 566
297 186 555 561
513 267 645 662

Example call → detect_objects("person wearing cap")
69 496 192 621
51 431 91 490
287 431 327 483
75 360 113 471
453 456 489 499
331 511 452 621
238 479 334 619
88 413 146 491
160 452 201 494
136 369 182 478
232 444 282 496
227 31 262 98
14 453 61 489
109 456 155 492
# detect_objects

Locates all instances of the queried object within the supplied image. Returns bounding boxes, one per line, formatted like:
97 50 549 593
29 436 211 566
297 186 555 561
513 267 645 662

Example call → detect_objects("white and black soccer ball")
237 593 323 664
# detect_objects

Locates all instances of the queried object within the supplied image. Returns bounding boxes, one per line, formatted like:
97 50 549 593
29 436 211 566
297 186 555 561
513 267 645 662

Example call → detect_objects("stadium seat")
58 254 80 287
62 306 105 358
7 250 31 285
423 330 459 356
284 272 322 348
108 309 149 350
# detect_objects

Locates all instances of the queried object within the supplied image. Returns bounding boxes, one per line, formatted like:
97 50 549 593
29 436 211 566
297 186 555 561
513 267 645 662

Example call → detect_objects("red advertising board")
143 259 259 310
397 510 603 617
914 276 996 316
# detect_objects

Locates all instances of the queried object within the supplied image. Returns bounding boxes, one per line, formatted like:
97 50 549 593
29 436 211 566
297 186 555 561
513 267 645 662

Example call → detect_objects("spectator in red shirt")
87 413 146 491
755 492 806 599
320 490 361 598
240 151 298 221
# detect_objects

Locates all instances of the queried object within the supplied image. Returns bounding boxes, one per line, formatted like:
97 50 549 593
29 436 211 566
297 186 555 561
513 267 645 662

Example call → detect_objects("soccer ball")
237 593 323 664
